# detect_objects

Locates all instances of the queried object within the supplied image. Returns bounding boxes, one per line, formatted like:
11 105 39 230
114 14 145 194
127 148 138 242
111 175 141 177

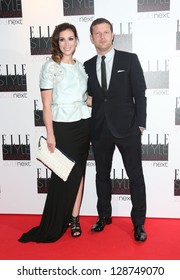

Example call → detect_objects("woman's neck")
61 57 75 64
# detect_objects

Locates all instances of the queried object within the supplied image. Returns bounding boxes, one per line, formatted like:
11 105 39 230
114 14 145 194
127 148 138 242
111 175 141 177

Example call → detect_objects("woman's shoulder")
75 59 82 65
41 58 59 70
75 59 87 73
42 58 62 72
40 58 64 81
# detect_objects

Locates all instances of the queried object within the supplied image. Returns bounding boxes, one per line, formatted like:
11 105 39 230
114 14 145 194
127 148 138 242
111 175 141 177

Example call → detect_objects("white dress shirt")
96 48 115 90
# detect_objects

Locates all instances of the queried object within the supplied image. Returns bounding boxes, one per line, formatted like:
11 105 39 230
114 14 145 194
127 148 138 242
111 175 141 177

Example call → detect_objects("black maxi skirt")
18 118 90 243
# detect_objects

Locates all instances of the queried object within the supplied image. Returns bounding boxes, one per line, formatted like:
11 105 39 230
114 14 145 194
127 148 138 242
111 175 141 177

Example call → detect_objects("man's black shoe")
134 225 147 242
91 217 112 232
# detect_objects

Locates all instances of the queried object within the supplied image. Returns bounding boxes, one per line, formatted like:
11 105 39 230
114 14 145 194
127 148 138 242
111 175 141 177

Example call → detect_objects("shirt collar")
97 48 115 62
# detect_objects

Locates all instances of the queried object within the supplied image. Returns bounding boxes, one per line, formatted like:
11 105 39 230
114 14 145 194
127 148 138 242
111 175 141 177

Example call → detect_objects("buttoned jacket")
84 49 147 138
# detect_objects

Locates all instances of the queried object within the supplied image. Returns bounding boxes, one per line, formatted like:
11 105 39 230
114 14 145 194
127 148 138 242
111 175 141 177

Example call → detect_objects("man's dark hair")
90 18 113 35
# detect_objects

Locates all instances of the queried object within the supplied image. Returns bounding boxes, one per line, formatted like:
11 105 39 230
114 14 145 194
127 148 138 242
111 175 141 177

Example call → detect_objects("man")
84 18 147 242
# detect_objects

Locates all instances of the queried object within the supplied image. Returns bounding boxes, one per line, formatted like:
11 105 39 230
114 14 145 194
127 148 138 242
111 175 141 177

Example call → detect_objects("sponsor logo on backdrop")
30 26 52 55
111 169 130 195
113 23 133 52
87 148 130 196
63 0 94 16
175 97 180 125
0 64 27 92
142 60 169 93
142 133 169 161
176 20 180 50
0 0 22 18
2 134 30 161
137 0 170 13
174 169 180 196
34 100 44 126
37 167 51 193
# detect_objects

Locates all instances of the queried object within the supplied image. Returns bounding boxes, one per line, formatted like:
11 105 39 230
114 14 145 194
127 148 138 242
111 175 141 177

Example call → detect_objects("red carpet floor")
0 214 180 260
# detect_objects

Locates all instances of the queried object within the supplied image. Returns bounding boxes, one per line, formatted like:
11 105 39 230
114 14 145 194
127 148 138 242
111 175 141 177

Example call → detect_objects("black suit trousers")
92 122 146 226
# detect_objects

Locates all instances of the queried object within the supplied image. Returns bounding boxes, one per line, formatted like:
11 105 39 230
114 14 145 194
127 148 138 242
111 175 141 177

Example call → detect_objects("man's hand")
139 127 145 134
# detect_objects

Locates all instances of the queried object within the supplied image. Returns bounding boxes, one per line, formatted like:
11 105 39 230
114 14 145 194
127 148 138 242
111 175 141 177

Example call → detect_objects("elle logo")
63 0 94 16
0 0 22 18
137 0 170 13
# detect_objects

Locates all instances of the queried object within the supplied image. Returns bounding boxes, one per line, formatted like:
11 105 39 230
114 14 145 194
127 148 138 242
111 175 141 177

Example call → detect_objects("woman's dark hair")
51 23 78 63
90 18 113 35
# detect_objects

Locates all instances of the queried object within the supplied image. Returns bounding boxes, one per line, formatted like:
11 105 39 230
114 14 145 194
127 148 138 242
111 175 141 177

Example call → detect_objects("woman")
18 23 91 243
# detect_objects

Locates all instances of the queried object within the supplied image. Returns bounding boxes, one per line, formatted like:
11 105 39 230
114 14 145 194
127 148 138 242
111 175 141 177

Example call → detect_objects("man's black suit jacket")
84 49 147 139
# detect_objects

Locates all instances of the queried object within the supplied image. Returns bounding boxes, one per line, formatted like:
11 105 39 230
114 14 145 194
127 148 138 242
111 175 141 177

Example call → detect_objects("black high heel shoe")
70 216 82 237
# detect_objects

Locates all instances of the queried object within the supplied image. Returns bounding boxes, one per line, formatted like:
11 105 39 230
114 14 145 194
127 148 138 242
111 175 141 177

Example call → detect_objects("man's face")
90 23 114 54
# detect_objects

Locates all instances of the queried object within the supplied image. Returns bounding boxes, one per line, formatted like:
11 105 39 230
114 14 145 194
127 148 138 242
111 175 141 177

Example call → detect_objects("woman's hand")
47 135 56 153
86 95 92 107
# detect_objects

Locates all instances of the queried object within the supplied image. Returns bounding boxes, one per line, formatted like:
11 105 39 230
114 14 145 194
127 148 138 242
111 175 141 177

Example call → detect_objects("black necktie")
101 56 107 91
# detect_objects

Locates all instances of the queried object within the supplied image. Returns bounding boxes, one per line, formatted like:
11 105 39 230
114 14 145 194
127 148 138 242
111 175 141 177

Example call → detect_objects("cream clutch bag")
36 136 75 182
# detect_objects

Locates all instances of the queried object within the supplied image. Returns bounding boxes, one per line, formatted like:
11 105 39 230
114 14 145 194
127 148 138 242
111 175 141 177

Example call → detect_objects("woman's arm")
41 89 56 152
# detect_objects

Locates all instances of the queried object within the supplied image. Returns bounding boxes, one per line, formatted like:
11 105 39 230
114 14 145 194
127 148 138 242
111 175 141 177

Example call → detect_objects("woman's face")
58 29 77 57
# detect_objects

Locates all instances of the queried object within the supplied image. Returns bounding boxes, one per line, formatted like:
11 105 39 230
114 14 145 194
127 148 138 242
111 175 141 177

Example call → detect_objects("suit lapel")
91 56 102 89
108 50 120 92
